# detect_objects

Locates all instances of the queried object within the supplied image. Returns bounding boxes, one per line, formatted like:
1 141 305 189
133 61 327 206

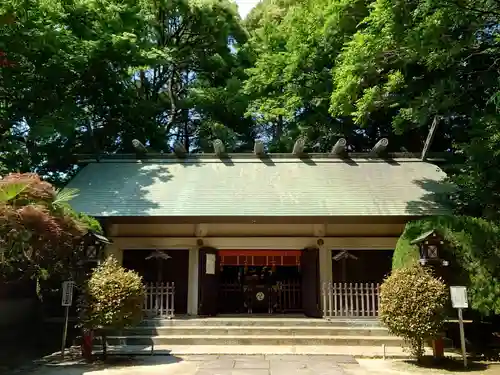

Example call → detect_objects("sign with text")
450 286 468 309
61 281 75 306
206 253 216 275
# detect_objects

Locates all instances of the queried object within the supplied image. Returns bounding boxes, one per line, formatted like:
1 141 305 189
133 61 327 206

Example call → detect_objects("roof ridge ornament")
173 141 187 158
254 140 265 156
331 138 347 156
292 137 306 156
213 139 225 157
132 139 147 159
371 138 389 156
421 116 439 161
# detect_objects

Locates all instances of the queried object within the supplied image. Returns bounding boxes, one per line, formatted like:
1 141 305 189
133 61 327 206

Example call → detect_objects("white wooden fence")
322 282 380 318
144 282 175 318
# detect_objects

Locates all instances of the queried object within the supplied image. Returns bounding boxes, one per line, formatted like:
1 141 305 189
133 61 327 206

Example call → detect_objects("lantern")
79 231 111 263
410 229 449 267
76 230 111 282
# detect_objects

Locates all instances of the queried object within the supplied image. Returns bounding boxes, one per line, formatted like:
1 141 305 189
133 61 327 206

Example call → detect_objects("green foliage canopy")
2 0 500 225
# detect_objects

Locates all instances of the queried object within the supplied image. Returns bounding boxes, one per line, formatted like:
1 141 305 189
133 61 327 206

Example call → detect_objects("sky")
234 0 261 18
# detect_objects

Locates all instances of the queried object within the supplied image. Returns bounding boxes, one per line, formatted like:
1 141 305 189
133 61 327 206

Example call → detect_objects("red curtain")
218 250 301 266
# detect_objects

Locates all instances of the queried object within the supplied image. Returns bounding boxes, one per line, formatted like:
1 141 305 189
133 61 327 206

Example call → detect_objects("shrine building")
66 139 449 318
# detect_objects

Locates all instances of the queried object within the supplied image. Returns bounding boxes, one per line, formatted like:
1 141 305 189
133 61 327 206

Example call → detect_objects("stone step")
91 344 413 358
121 325 390 337
140 317 381 328
99 334 402 346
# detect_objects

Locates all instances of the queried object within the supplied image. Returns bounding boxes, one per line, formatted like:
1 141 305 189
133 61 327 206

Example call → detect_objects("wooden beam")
371 138 389 155
421 116 439 161
194 224 208 237
76 151 449 163
313 224 326 237
292 137 306 156
254 140 265 156
111 236 398 250
331 138 347 155
212 139 225 156
173 141 186 158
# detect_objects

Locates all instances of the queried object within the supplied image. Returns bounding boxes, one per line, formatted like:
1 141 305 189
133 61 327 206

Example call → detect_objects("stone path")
188 355 354 375
14 354 500 375
100 344 416 358
22 354 356 375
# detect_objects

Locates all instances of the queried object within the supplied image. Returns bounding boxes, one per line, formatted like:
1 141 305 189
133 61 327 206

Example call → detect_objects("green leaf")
52 188 79 207
0 182 30 203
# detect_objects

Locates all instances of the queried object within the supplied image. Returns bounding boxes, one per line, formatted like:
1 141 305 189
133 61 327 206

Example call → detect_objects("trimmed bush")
79 256 145 355
393 216 500 315
380 265 448 359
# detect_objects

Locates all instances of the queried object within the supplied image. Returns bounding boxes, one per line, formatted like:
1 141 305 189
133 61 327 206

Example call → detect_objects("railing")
322 282 380 318
144 282 175 318
218 279 302 313
276 279 302 312
219 281 244 313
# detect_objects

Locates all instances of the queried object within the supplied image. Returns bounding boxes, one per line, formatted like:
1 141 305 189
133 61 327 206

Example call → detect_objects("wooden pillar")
187 247 199 315
319 245 333 313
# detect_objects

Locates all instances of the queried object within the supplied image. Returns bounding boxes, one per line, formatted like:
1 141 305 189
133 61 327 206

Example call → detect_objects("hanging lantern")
244 261 248 274
296 256 301 272
271 261 276 273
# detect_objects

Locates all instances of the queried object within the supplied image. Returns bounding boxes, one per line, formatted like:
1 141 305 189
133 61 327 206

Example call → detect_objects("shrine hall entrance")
215 249 321 317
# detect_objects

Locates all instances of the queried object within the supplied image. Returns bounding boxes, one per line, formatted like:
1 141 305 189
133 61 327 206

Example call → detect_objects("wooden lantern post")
411 229 449 360
78 231 111 361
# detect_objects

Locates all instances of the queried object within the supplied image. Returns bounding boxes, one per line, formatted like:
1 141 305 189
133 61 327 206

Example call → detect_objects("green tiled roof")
65 156 450 217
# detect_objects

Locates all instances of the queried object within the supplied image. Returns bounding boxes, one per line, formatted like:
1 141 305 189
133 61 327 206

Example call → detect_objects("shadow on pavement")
3 347 184 375
403 356 490 372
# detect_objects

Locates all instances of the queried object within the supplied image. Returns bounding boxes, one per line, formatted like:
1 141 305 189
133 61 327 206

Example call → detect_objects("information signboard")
61 281 75 307
450 286 468 309
206 253 216 275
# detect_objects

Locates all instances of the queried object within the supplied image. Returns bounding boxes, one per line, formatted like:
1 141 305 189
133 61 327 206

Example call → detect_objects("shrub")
379 265 449 359
79 256 145 355
0 173 102 286
393 215 500 315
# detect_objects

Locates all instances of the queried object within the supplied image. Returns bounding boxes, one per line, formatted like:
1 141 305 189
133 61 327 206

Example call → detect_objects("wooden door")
301 248 321 317
198 247 220 316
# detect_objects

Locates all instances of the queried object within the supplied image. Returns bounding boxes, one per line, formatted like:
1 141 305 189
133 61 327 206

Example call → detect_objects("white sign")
206 253 216 275
61 281 75 306
450 286 468 309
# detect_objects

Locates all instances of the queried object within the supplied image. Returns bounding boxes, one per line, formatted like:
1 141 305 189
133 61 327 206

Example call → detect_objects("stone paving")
15 354 500 375
23 354 356 375
187 355 353 375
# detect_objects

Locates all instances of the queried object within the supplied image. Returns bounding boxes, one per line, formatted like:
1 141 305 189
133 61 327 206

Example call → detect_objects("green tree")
244 0 367 151
242 0 423 152
1 0 251 181
1 0 150 183
329 0 500 217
